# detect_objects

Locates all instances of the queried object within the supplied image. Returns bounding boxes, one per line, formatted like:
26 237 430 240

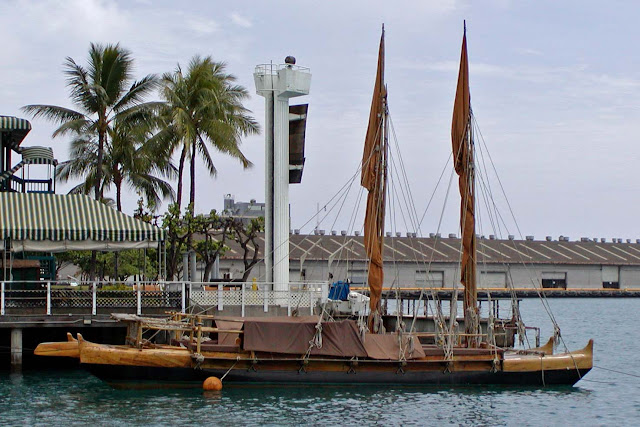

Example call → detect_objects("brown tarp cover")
363 333 426 360
215 319 243 346
242 316 368 358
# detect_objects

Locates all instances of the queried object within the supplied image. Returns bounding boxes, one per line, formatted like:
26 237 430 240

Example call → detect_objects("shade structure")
0 146 58 184
0 193 164 252
0 116 32 147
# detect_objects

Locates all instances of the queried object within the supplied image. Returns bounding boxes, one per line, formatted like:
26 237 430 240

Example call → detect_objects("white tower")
254 58 311 293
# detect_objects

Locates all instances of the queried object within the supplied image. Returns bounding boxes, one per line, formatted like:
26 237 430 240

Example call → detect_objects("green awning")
0 116 32 147
0 193 164 252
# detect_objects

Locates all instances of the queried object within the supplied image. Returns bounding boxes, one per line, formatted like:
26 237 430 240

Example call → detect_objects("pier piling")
10 328 22 370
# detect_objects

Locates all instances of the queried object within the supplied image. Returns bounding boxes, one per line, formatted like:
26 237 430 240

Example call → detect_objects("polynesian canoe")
55 330 592 389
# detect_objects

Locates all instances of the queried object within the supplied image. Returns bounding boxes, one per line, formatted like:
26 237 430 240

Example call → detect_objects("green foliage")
159 56 260 208
22 43 160 203
55 249 157 281
100 283 132 291
161 202 265 281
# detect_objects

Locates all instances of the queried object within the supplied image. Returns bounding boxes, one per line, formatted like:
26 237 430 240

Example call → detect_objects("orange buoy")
203 376 223 391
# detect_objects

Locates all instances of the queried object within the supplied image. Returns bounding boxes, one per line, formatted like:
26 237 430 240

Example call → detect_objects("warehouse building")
215 232 640 290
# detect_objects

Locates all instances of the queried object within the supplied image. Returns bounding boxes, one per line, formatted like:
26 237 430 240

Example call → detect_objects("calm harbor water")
1 298 639 426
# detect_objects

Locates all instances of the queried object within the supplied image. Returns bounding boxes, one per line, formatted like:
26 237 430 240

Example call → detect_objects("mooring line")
594 366 640 379
221 358 240 381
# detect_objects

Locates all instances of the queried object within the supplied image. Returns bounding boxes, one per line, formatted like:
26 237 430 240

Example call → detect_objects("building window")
541 272 567 289
348 269 367 285
415 270 444 287
602 266 619 289
480 271 507 288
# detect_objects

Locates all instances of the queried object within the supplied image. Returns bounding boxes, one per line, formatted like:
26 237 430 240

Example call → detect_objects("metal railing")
9 176 54 193
0 281 329 318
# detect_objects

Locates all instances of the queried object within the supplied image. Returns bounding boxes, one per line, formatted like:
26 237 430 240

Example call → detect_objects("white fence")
0 281 329 317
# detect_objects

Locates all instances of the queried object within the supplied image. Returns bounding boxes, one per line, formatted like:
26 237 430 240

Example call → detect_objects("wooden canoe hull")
83 362 591 389
75 337 593 388
34 333 80 358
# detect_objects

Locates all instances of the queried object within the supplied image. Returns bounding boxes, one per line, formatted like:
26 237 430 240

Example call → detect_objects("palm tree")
56 117 176 212
159 56 259 209
22 43 159 201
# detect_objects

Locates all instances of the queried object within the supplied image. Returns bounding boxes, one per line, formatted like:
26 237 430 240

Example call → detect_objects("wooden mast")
451 22 479 347
362 26 388 331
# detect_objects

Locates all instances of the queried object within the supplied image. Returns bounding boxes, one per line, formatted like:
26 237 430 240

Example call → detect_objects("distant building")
223 194 265 224
212 233 640 290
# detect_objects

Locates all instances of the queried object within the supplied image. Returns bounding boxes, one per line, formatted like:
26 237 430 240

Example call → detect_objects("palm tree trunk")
190 142 196 207
95 116 106 201
114 178 123 280
115 178 123 212
176 146 187 210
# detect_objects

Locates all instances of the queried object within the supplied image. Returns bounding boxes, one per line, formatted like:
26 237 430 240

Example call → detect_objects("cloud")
186 17 220 35
231 12 252 28
515 47 543 56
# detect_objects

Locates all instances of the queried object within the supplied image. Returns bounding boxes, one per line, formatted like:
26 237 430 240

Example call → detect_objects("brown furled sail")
361 26 387 330
451 23 480 346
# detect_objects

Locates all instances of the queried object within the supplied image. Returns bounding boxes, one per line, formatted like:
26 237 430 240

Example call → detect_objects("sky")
1 0 639 242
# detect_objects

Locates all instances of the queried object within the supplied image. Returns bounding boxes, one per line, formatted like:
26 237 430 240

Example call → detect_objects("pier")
0 280 326 370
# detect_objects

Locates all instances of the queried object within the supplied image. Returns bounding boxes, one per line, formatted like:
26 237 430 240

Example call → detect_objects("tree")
161 202 264 282
22 43 159 201
55 117 176 212
162 203 196 280
54 249 158 282
159 56 259 210
225 216 264 282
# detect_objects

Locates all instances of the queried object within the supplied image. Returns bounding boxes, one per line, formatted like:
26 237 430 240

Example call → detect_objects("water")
2 299 639 426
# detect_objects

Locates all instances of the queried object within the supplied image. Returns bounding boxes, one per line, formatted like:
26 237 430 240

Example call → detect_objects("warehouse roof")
218 233 640 266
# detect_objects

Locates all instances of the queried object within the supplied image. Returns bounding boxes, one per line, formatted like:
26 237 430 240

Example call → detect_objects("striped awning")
0 146 58 184
0 116 32 147
0 193 164 251
20 146 57 166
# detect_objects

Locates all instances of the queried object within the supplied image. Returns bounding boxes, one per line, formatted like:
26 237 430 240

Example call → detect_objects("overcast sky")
1 0 639 241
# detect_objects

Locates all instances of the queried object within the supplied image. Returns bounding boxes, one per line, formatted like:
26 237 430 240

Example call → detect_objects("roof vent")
580 237 590 242
385 232 392 237
636 239 640 244
341 230 347 236
354 231 361 236
331 230 337 236
448 233 457 238
435 233 441 238
618 238 623 243
294 229 300 235
526 235 534 241
429 233 435 238
396 232 401 237
546 236 552 241
627 239 631 243
318 230 325 236
412 233 417 238
508 235 515 240
561 236 569 242
406 232 412 237
313 229 319 235
489 235 495 240
601 238 606 243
